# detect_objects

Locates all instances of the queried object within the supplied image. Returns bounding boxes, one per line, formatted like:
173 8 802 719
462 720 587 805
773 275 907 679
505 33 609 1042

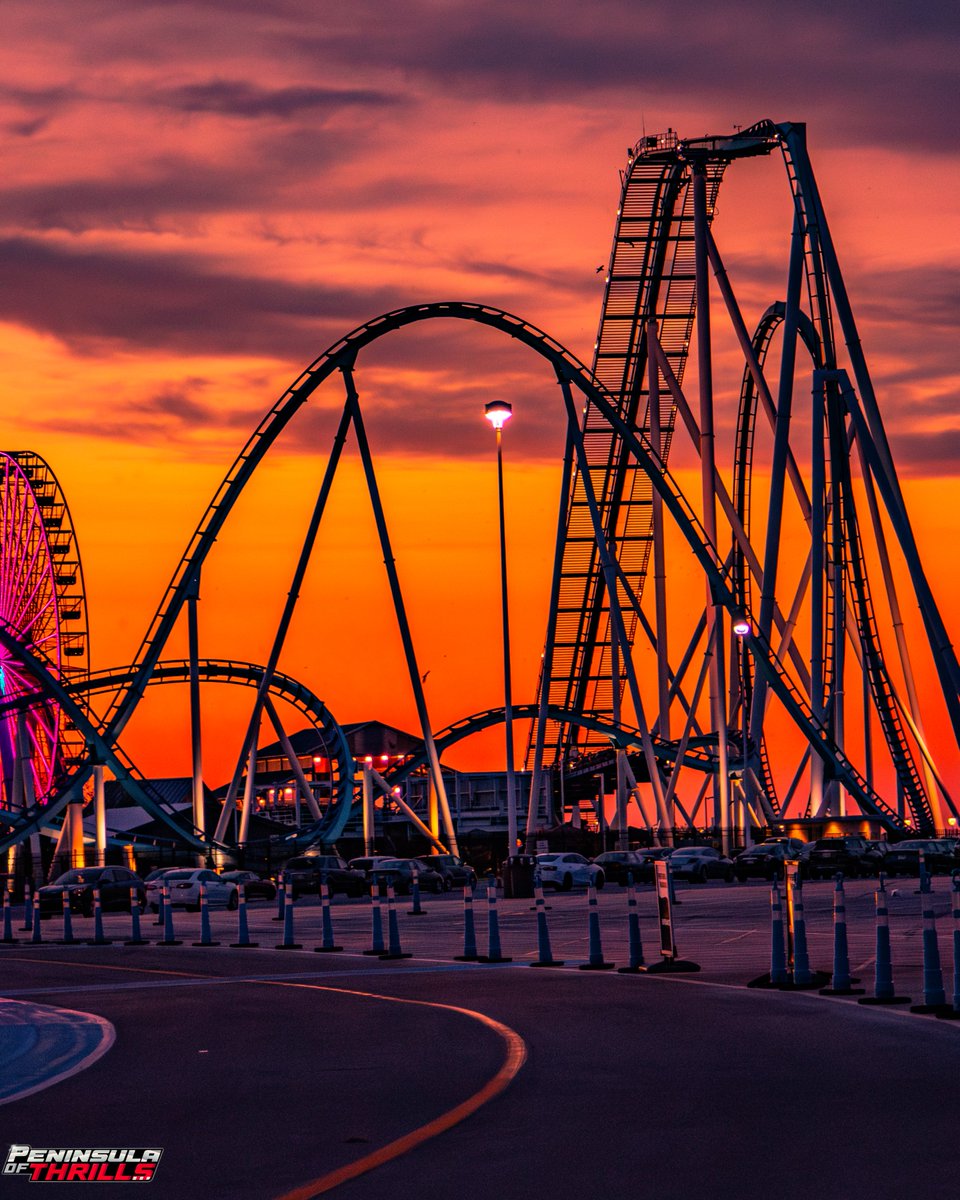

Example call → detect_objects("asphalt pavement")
3 879 959 1199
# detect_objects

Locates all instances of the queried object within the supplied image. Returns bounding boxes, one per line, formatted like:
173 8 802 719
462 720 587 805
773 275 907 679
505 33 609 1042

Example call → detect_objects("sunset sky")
1 1 958 802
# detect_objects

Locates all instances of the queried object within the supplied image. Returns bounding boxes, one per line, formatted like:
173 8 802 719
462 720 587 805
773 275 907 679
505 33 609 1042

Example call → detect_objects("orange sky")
0 3 958 812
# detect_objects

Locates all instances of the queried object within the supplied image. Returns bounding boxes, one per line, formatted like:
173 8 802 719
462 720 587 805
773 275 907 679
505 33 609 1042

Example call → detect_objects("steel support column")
693 167 731 852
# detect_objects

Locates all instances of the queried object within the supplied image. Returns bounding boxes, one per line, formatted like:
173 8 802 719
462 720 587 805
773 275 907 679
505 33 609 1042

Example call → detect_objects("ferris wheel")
0 451 89 813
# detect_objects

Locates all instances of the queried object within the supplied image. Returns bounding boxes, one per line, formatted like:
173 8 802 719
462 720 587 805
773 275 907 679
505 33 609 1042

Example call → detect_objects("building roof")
255 719 424 763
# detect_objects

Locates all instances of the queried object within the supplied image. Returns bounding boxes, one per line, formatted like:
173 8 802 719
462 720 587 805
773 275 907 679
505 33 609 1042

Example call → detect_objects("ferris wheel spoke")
15 593 56 643
6 498 31 623
0 468 10 614
0 453 88 816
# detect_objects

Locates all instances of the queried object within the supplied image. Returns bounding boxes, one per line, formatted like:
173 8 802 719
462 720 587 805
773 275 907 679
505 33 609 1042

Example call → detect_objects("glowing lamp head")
733 618 752 638
484 400 513 431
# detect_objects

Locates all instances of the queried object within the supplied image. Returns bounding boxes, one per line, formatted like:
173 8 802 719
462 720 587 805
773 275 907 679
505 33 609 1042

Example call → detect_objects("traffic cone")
126 886 148 946
409 866 425 916
770 881 788 984
275 884 302 950
273 877 286 921
379 883 412 960
230 883 258 947
1 888 18 945
88 887 112 946
820 874 863 995
579 880 615 970
937 874 960 1020
618 876 644 973
363 885 386 955
860 876 910 1006
59 887 77 945
159 885 182 946
315 879 343 953
193 882 219 946
912 882 948 1014
454 882 479 962
30 901 42 944
20 880 33 931
154 883 166 926
478 878 511 963
791 882 818 988
530 874 563 967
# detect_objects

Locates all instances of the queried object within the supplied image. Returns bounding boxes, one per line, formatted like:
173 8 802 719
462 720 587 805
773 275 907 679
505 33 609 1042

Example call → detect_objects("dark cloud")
0 236 400 357
147 79 399 120
283 1 958 153
888 427 960 476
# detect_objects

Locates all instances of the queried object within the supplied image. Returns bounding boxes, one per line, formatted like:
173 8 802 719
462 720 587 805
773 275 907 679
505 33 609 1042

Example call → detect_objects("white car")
145 868 238 912
536 853 605 891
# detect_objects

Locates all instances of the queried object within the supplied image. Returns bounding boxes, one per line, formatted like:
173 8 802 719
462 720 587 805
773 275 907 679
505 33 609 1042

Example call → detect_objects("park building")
84 720 564 864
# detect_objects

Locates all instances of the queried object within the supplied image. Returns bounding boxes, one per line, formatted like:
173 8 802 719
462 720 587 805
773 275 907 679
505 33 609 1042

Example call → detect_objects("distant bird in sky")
421 669 431 682
595 265 604 272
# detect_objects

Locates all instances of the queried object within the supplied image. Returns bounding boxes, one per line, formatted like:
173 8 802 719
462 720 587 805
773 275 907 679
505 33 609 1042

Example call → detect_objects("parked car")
415 854 477 889
733 843 793 881
368 858 445 895
145 868 238 912
806 836 880 879
536 852 604 891
882 839 959 877
631 847 675 883
220 870 277 901
591 851 649 886
347 856 397 875
668 846 735 883
38 866 146 918
284 855 365 900
757 836 808 859
143 867 182 884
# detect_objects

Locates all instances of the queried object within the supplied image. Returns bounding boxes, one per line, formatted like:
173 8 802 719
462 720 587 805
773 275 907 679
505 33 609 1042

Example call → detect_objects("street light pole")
485 400 518 855
733 616 751 846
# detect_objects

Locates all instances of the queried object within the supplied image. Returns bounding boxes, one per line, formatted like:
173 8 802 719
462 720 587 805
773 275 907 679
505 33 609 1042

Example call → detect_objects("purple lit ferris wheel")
0 451 88 812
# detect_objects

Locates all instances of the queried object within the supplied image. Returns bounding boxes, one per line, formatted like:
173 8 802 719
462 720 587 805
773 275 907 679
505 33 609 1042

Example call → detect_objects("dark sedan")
592 851 650 886
668 846 735 883
220 870 277 901
415 854 476 889
806 836 880 879
284 855 365 900
733 843 793 882
883 839 959 877
38 866 146 918
368 858 445 895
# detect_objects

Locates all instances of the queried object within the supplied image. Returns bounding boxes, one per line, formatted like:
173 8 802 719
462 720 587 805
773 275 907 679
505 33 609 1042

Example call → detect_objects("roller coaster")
1 118 957 869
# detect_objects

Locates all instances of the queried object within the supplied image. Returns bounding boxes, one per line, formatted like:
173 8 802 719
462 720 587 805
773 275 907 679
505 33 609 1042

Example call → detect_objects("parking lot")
4 877 960 1199
17 873 952 990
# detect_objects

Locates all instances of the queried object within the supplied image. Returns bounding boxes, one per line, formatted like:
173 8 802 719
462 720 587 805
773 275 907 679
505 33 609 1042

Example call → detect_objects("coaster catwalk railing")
524 120 959 842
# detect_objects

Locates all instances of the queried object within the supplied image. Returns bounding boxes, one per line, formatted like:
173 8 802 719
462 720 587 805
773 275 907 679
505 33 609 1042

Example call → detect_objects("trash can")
503 854 536 900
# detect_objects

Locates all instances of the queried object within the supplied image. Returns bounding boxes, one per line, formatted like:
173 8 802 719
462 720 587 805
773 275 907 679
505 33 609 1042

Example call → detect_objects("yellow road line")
264 979 526 1200
6 954 527 1197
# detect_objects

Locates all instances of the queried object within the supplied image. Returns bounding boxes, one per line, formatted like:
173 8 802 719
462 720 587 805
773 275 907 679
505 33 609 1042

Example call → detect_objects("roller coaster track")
529 122 782 769
0 654 354 850
14 292 911 835
384 702 721 786
732 303 821 813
